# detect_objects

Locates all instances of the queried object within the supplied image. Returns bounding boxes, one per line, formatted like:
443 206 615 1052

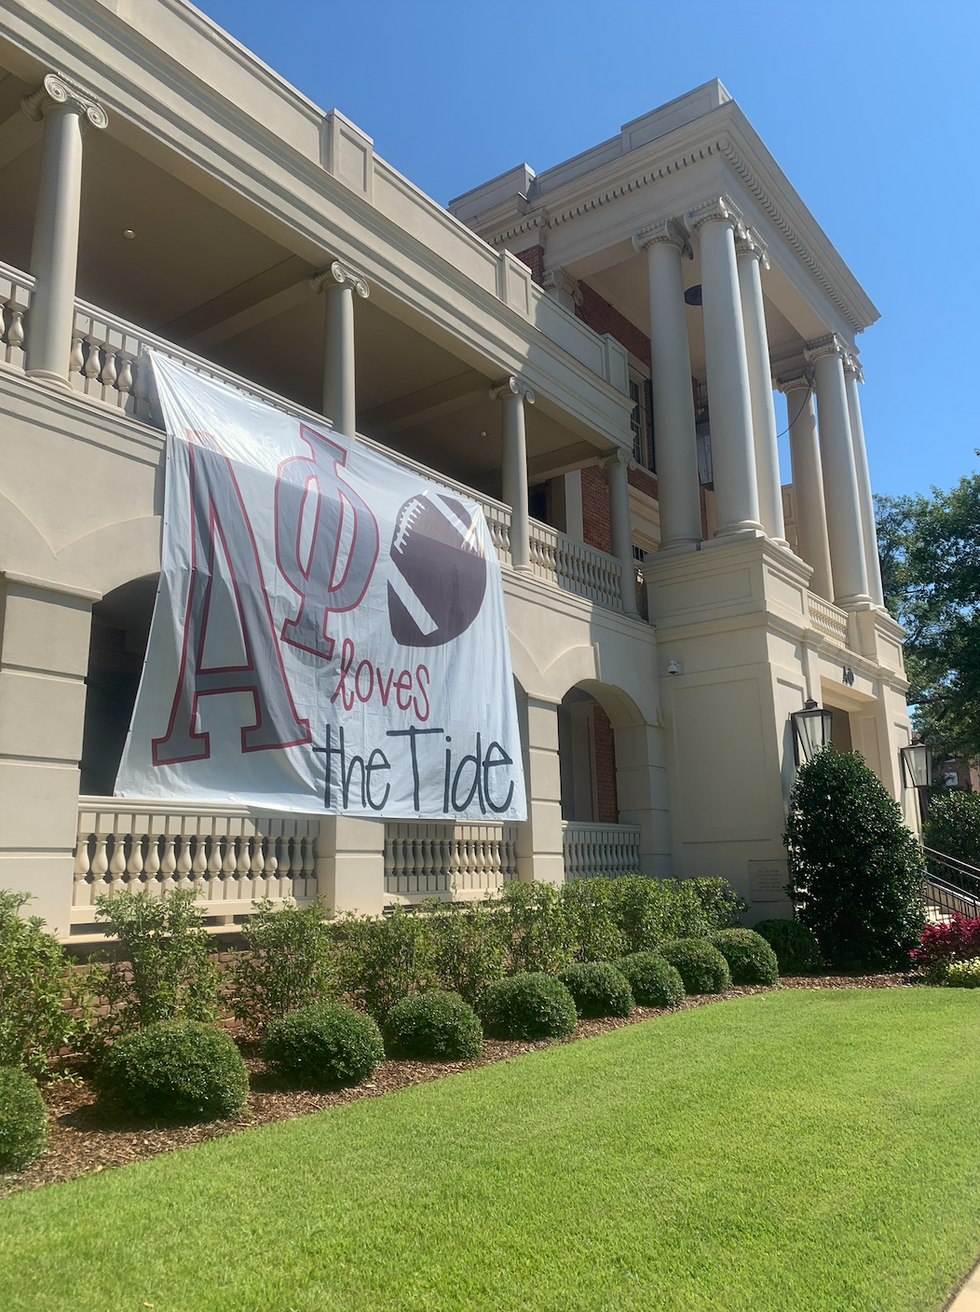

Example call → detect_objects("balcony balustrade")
562 821 643 879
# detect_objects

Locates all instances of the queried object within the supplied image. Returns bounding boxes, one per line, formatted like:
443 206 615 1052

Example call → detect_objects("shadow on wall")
80 576 158 796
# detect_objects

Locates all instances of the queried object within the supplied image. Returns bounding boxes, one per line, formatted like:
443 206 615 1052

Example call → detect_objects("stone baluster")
688 196 764 540
236 834 252 900
207 831 223 901
73 831 91 904
289 833 304 894
21 73 107 385
491 376 535 572
125 828 145 893
160 833 178 896
220 833 237 897
311 260 369 437
176 832 194 892
90 828 109 898
264 826 280 894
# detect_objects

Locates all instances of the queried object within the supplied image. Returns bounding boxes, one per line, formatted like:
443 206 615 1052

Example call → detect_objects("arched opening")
558 686 619 824
79 576 157 796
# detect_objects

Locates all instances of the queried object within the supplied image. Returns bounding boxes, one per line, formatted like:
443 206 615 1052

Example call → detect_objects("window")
628 372 652 468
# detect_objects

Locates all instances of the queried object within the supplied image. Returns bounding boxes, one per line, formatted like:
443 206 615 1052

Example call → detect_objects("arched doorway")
79 575 157 796
558 686 619 824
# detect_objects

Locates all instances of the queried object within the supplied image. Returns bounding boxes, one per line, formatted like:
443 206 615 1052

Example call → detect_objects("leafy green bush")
477 972 578 1041
785 748 926 970
659 938 731 994
0 1067 48 1171
264 1002 384 1088
231 899 334 1033
561 880 627 963
498 882 575 975
558 962 634 1018
614 952 685 1008
752 920 823 974
598 876 743 955
333 905 434 1021
924 791 980 871
93 1020 248 1121
416 900 507 1004
710 929 779 986
383 990 482 1060
87 890 218 1047
944 958 980 989
0 890 88 1079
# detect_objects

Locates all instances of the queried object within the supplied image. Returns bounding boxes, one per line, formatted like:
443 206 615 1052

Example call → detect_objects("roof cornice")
468 103 879 335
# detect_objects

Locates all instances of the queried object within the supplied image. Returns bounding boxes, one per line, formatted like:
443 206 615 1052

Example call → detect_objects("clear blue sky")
197 0 978 503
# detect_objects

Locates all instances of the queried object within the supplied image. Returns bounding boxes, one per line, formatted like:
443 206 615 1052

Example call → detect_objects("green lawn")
3 990 980 1312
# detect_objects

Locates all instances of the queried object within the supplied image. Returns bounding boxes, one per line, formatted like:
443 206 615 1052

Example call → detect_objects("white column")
805 333 871 608
632 219 701 553
735 226 787 544
776 372 834 601
311 260 369 437
605 448 639 615
844 354 885 607
688 196 763 539
21 73 107 386
491 376 534 572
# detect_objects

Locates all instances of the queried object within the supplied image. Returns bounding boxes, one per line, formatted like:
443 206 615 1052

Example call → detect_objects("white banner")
115 354 526 821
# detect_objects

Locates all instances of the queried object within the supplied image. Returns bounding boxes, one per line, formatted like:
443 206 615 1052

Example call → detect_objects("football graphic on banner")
387 492 487 647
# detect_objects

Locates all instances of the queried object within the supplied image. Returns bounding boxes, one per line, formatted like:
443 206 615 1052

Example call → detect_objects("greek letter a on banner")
275 423 379 659
152 440 310 765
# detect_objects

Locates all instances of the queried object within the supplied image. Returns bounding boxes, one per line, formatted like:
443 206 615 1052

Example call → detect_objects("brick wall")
628 465 658 500
513 244 544 286
576 282 651 370
593 704 619 824
581 463 611 553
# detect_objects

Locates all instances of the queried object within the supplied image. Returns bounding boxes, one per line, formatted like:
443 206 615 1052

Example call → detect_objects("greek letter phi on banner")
115 354 526 821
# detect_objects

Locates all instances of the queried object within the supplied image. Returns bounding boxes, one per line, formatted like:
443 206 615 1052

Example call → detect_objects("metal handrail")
924 846 980 881
923 874 980 919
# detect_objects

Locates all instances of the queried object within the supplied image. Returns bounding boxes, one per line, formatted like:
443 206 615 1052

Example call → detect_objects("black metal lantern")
790 700 833 766
900 740 932 790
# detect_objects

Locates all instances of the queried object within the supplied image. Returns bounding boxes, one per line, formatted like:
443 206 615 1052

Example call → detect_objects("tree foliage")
876 465 980 761
785 747 925 970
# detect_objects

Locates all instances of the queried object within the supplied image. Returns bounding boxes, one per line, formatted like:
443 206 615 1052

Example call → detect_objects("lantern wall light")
790 700 834 767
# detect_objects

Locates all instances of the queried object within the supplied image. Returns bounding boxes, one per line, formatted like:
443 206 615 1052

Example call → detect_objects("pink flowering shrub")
911 913 980 977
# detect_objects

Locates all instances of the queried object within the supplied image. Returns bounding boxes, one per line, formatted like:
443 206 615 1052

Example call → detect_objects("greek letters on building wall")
115 355 526 820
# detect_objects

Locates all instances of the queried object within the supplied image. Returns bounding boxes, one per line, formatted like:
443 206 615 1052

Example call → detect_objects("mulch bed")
1 972 915 1198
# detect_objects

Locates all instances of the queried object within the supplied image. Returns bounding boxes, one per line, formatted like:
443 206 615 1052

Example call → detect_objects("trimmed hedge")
711 929 779 986
0 1067 48 1171
659 938 731 994
753 919 823 974
264 1002 384 1088
383 991 483 1061
558 962 633 1019
93 1021 248 1122
614 952 685 1008
477 973 578 1041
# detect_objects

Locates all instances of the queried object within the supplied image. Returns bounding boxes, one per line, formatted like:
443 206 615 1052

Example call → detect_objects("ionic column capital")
843 352 864 383
490 375 535 405
804 332 848 365
21 72 108 129
734 224 770 270
686 194 743 234
600 446 634 472
632 217 692 258
310 260 370 299
542 266 583 305
775 369 812 395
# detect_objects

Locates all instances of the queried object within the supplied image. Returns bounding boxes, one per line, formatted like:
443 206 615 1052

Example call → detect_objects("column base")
834 593 874 611
25 369 72 390
705 522 766 546
656 538 702 558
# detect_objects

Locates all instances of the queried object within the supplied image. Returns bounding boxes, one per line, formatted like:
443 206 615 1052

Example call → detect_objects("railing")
384 821 519 897
923 874 980 921
562 820 642 879
73 798 320 925
0 258 644 610
529 519 625 611
807 594 849 647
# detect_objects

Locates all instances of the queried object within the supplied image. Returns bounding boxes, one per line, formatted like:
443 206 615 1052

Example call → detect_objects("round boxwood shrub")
614 952 685 1008
93 1021 248 1122
710 929 780 986
752 919 823 975
264 1002 384 1088
558 962 633 1018
659 938 731 994
0 1067 48 1171
944 958 980 989
383 991 483 1061
477 972 578 1041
